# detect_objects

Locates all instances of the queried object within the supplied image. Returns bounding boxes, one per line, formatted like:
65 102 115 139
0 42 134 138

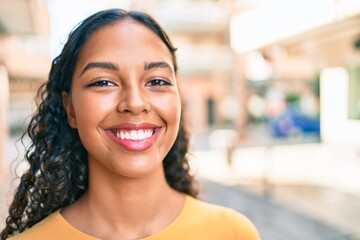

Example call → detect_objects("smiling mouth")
111 129 156 141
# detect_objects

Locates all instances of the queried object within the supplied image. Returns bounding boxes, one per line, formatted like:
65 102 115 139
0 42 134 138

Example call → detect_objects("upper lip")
107 122 162 130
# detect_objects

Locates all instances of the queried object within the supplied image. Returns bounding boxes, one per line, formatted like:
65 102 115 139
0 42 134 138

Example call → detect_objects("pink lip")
105 122 162 152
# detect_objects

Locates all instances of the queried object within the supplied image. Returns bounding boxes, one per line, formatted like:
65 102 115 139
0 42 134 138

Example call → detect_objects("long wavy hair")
1 8 198 239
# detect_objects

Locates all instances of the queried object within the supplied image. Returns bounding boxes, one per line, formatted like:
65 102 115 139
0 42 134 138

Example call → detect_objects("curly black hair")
1 8 198 239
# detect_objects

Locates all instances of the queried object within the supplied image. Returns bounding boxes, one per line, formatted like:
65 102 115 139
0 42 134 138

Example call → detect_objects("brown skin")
61 19 185 239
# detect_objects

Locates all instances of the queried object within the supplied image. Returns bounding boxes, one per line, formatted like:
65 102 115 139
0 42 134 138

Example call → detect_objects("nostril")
117 97 151 114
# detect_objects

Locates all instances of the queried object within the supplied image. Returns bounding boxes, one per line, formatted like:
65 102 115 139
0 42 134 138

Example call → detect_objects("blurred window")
348 66 360 120
207 98 215 126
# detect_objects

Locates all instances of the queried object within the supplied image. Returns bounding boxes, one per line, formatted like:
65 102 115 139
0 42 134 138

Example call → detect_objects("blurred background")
0 0 360 239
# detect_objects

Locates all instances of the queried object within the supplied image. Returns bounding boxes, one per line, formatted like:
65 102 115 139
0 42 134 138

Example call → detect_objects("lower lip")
106 129 161 151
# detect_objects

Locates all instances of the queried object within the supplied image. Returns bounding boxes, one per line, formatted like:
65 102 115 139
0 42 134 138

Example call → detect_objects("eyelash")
146 79 172 86
87 79 117 87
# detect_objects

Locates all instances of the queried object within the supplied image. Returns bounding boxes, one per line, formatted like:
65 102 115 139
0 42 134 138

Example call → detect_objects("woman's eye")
87 79 117 87
146 79 172 86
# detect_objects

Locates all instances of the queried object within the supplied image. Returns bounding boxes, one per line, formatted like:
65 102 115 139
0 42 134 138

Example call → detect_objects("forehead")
76 19 172 65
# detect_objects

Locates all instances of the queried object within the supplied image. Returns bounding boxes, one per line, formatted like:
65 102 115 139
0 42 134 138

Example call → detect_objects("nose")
117 84 151 114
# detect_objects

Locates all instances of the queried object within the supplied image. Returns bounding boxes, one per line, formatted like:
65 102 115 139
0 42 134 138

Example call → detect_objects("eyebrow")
80 61 119 76
144 61 173 72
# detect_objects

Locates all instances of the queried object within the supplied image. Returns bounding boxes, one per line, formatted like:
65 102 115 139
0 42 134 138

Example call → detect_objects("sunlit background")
0 0 360 239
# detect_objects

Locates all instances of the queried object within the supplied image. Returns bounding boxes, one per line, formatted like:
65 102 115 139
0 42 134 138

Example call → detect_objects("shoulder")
8 210 100 240
7 211 68 240
185 196 260 239
7 211 59 240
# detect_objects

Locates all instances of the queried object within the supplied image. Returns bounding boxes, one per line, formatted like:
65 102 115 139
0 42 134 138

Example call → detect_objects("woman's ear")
61 91 77 128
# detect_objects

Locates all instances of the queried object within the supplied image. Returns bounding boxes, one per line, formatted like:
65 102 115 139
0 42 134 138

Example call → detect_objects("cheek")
74 93 115 121
72 94 115 140
154 93 181 126
156 94 182 150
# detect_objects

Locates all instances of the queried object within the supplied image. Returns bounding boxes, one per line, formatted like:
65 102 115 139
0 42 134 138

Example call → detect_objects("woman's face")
62 20 181 179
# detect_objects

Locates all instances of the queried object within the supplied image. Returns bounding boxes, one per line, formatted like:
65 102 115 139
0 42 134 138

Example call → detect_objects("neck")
86 164 177 218
62 160 185 239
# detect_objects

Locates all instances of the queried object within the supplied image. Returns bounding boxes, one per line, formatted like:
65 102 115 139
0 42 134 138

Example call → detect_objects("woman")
1 8 259 239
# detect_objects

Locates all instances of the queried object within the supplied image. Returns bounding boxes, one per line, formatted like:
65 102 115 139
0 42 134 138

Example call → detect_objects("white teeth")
138 130 144 139
115 129 154 140
130 130 137 140
125 132 131 139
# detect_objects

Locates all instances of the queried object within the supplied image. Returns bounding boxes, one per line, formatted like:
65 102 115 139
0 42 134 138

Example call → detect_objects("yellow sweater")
9 196 259 240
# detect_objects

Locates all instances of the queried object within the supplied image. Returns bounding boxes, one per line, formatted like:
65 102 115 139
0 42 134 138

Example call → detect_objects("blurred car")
268 105 320 138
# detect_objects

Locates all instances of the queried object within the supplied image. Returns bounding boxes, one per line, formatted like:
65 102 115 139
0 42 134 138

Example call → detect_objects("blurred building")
0 0 50 136
0 0 50 168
